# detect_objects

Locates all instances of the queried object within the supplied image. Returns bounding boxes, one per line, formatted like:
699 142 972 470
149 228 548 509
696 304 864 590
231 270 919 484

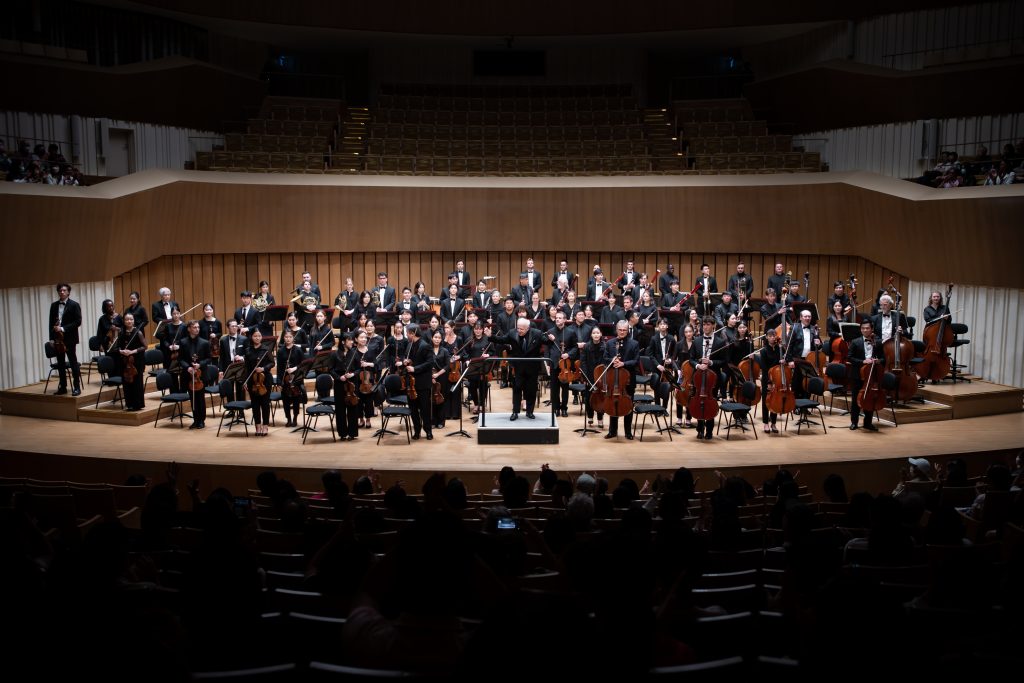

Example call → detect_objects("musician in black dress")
97 299 122 353
488 317 544 421
199 304 223 355
256 280 276 337
660 279 687 332
410 281 432 315
826 282 852 321
115 312 146 411
603 320 639 440
689 317 727 440
759 327 783 434
674 324 697 428
580 325 607 430
309 309 335 356
636 290 659 330
825 300 846 360
848 320 884 431
49 283 83 396
159 307 185 371
328 333 359 440
427 329 453 429
648 318 676 411
279 312 309 355
245 330 276 436
362 320 385 425
276 329 306 428
465 324 493 415
179 320 212 430
353 330 379 433
124 291 149 336
545 311 579 418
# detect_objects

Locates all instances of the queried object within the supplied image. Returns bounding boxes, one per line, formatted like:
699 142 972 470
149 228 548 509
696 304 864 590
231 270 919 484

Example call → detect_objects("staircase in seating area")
196 96 349 173
650 98 822 174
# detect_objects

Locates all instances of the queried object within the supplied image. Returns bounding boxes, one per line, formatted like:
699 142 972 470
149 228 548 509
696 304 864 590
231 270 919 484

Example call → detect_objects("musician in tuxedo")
151 287 179 331
440 284 467 323
766 263 787 299
178 320 212 429
784 309 823 399
545 311 579 417
374 272 396 313
694 264 718 317
713 291 739 328
923 290 950 325
872 295 911 343
600 295 627 325
548 275 571 309
454 259 473 297
658 265 677 296
234 290 261 336
760 289 784 330
295 271 322 302
439 273 461 301
511 272 534 307
648 318 676 410
784 282 806 323
218 319 249 401
551 260 574 290
689 316 727 440
586 270 612 304
847 319 884 431
523 257 543 294
726 262 754 300
617 260 639 299
49 283 83 395
471 281 491 311
488 317 544 420
603 320 639 439
407 325 439 440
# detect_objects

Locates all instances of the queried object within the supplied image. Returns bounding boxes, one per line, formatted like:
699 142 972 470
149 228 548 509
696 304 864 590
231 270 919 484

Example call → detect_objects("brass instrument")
302 295 318 311
335 293 349 312
253 293 269 312
370 290 380 309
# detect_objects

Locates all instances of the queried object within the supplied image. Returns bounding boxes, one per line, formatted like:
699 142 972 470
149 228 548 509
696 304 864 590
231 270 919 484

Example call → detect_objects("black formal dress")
276 343 307 426
330 347 361 439
245 342 276 427
580 340 607 423
115 326 147 410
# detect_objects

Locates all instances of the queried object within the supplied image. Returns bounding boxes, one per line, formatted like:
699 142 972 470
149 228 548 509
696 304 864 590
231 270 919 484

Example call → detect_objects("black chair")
217 379 251 437
86 335 103 384
154 371 189 428
302 374 337 444
635 402 671 442
269 374 284 426
634 355 655 401
43 342 72 394
202 364 222 416
948 323 971 383
825 362 848 415
788 376 828 434
94 355 124 409
143 348 165 393
717 382 758 441
376 374 412 445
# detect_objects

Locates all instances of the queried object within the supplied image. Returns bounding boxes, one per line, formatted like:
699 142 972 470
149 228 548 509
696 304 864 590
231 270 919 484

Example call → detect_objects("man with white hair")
488 317 544 420
603 320 640 440
871 294 911 343
151 287 179 328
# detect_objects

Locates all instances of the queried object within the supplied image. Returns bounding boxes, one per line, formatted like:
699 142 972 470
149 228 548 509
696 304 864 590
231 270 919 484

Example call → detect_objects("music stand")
792 302 820 324
447 363 473 439
840 323 862 342
310 349 333 376
288 357 315 432
264 304 288 330
220 360 247 428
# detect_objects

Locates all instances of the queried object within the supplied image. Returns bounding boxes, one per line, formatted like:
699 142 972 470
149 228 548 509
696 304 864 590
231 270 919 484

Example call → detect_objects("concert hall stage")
2 375 1022 496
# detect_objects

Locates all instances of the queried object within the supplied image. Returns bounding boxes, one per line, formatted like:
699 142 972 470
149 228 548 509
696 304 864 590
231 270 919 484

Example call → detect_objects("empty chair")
301 374 336 444
94 355 124 409
218 378 252 437
143 348 165 393
376 374 412 445
787 376 827 434
153 371 188 427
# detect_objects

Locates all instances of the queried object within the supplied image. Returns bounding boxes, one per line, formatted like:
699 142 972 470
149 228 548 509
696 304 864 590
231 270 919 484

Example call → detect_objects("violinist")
826 282 852 321
49 283 83 396
115 312 146 411
759 288 783 330
871 295 910 343
674 323 697 428
405 325 436 440
279 312 309 355
472 280 491 312
441 283 467 323
179 320 212 430
603 320 639 440
151 287 178 329
276 329 306 428
443 320 463 421
922 290 950 325
825 300 846 360
97 299 122 353
354 330 379 431
123 291 148 336
580 325 607 430
429 329 453 429
726 262 754 300
465 323 492 415
546 311 579 418
426 315 442 339
511 272 534 307
234 291 260 337
219 319 248 401
245 329 275 436
847 320 884 431
682 309 701 339
199 304 223 352
396 287 416 315
648 318 676 411
159 307 185 371
487 317 544 421
363 319 384 424
328 332 359 440
384 320 405 370
689 316 726 440
309 309 335 355
784 310 823 399
759 327 783 434
600 294 626 325
256 280 276 337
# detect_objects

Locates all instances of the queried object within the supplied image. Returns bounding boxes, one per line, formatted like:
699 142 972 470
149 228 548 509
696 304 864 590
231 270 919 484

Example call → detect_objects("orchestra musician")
759 327 783 434
766 263 787 299
308 309 335 356
295 281 320 329
689 316 727 440
603 320 639 440
825 300 846 359
486 289 504 323
245 329 275 437
551 259 574 290
234 290 260 337
279 312 309 355
601 294 629 325
760 288 784 330
352 291 376 323
96 299 122 353
441 284 466 323
727 262 754 300
618 260 638 298
428 328 453 429
827 282 852 322
159 307 185 370
560 289 581 321
374 272 396 313
524 257 543 293
571 308 596 347
329 332 360 440
256 280 276 337
410 281 432 314
219 319 248 401
735 291 752 327
123 291 149 336
848 319 884 431
199 304 223 351
872 294 910 343
440 273 461 301
276 328 306 428
115 312 146 411
362 319 384 426
661 279 686 331
179 319 212 430
784 309 823 399
527 292 544 323
546 311 579 418
49 283 83 396
648 318 676 411
580 325 607 430
151 287 178 329
713 291 738 328
923 290 950 325
695 264 718 317
636 290 659 328
510 272 534 307
784 281 805 323
658 265 677 296
404 325 437 440
454 259 472 297
472 281 491 311
548 274 571 309
396 287 416 315
488 317 544 421
335 278 359 319
586 270 610 304
295 271 321 302
465 323 492 415
674 323 697 428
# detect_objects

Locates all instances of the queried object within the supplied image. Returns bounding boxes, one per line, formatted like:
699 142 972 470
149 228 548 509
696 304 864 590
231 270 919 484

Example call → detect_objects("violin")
432 378 445 405
53 329 66 356
210 333 220 359
359 368 374 394
282 346 303 398
916 283 954 381
558 346 581 384
120 328 140 384
189 354 204 392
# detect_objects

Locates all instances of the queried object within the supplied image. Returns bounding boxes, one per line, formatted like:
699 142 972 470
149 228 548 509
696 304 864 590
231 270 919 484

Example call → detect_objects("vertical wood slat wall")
113 252 909 327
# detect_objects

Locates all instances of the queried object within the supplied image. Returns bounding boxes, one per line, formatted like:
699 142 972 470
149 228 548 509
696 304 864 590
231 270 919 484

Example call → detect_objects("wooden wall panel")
111 251 909 333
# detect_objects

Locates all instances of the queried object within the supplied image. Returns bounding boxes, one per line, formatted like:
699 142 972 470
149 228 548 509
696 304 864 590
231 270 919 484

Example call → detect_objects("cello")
916 283 955 381
590 342 633 417
858 355 888 414
687 365 719 423
734 351 762 407
766 310 797 416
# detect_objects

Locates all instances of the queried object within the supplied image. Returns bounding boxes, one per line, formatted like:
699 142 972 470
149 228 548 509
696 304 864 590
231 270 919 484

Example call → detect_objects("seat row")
377 94 637 112
369 122 648 142
656 152 822 171
682 121 770 137
196 151 326 172
374 108 644 126
367 139 650 157
362 155 652 175
235 119 338 138
687 135 794 154
224 134 330 154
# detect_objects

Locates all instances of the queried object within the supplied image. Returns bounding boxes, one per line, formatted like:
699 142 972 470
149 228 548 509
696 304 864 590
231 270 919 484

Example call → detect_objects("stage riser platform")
916 380 1023 419
477 413 560 444
828 396 953 424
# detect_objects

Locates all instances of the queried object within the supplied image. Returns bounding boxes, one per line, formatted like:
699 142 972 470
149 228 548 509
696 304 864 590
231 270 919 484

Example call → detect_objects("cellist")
648 318 676 411
759 327 783 434
686 316 726 440
825 300 846 361
847 320 884 431
603 320 639 440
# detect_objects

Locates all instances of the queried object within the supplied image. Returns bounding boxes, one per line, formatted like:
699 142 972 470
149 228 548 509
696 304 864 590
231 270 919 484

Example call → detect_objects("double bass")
882 277 918 402
916 283 955 382
766 313 797 415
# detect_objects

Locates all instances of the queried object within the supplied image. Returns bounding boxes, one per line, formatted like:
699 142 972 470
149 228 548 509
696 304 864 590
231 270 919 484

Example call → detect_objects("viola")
432 379 445 405
558 355 580 383
687 365 719 421
251 369 268 397
53 329 66 356
359 368 374 394
345 379 360 406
